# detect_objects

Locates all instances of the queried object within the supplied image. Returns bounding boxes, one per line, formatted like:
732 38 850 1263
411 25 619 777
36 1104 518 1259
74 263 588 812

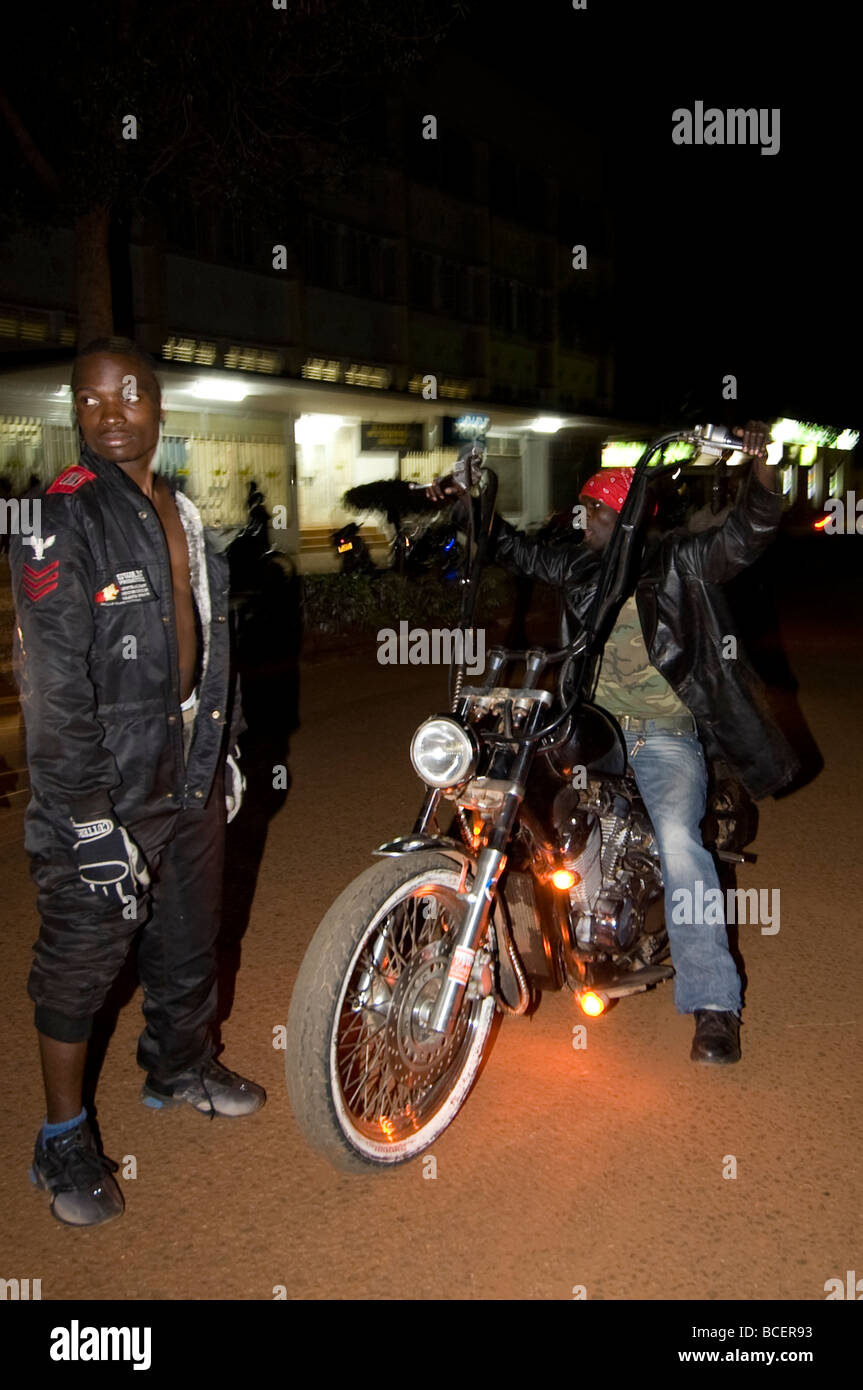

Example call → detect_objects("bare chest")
152 482 192 595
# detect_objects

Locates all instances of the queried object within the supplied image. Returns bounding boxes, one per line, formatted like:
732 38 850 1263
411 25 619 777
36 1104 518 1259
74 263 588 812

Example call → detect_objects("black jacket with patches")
8 445 241 828
489 467 799 800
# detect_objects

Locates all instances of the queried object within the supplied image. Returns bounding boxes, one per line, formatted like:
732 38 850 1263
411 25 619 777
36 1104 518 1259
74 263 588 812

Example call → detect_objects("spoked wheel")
286 852 498 1171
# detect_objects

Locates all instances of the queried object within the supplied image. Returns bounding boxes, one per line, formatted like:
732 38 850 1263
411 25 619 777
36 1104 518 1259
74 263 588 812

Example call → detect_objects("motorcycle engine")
554 777 663 957
583 892 638 953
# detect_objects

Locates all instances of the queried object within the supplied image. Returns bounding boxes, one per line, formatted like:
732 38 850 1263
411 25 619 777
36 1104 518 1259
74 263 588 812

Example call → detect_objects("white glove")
71 816 151 905
225 747 246 823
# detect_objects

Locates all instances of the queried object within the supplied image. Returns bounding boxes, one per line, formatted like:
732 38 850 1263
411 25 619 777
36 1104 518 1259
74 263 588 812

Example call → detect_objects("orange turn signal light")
578 991 607 1017
551 868 579 891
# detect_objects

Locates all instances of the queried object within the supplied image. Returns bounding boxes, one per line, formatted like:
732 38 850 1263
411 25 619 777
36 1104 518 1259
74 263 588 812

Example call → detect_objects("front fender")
373 833 475 873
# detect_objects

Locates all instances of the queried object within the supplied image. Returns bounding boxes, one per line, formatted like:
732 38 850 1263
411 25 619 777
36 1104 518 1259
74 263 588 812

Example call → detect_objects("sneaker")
690 1009 741 1064
30 1118 125 1227
140 1057 266 1117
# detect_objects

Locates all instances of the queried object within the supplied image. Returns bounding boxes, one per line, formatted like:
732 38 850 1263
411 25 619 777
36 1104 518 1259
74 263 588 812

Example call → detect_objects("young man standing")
9 338 264 1228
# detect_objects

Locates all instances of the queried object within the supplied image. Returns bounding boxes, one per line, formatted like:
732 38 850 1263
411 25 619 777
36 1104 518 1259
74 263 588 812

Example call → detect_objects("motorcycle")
285 425 755 1171
330 520 377 575
391 514 462 581
339 478 464 580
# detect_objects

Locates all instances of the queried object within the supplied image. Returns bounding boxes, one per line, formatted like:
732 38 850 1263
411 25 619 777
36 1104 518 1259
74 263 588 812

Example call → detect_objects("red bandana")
580 469 636 514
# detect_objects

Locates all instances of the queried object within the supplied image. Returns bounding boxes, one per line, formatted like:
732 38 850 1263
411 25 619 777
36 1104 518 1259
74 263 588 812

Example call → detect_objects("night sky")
441 0 854 428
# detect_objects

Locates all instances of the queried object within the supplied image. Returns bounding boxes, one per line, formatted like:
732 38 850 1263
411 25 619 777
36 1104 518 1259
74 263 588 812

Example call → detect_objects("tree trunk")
75 205 114 345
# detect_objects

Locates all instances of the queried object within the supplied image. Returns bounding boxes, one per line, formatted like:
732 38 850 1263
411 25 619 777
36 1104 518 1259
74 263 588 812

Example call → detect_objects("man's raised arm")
676 421 784 585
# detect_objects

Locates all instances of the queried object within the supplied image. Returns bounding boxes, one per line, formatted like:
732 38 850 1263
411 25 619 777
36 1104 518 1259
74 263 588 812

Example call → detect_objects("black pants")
26 777 226 1080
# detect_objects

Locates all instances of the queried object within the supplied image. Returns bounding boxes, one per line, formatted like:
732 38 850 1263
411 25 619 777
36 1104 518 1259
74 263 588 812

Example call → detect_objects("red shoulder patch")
22 560 60 602
47 464 97 495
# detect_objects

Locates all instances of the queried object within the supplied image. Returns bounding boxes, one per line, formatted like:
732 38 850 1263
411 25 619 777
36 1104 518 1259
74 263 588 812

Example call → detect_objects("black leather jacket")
490 467 799 799
9 444 241 827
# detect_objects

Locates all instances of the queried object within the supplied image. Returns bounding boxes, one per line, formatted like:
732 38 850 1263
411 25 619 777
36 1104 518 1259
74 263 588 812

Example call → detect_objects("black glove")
70 814 150 904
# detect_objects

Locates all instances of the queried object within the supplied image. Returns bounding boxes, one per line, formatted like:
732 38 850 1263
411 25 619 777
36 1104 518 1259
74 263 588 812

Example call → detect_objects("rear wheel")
286 853 498 1171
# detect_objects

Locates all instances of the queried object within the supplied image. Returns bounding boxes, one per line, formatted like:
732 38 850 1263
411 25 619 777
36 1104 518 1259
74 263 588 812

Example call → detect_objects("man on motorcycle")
427 422 798 1064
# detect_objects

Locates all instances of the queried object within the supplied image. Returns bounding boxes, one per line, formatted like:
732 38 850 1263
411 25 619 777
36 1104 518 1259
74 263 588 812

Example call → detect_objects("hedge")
301 567 516 636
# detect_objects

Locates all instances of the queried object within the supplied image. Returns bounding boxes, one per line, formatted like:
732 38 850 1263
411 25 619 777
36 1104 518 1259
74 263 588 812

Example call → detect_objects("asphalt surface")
1 553 862 1302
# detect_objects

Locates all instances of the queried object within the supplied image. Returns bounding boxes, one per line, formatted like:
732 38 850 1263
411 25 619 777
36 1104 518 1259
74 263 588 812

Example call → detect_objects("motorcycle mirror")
452 442 485 492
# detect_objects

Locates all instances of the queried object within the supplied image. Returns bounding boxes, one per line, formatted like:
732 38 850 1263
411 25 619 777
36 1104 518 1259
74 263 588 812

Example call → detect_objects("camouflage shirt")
593 595 691 720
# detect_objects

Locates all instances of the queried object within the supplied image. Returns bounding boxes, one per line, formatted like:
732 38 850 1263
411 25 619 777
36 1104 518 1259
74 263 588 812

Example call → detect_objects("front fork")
425 846 507 1036
424 658 550 1036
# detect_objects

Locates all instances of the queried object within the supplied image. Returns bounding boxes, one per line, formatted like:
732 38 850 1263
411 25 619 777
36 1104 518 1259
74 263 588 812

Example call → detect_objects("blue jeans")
623 728 741 1015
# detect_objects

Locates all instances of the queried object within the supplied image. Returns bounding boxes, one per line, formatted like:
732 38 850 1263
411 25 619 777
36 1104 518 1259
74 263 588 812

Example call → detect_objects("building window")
165 201 212 257
489 149 548 230
381 244 397 300
490 275 511 332
305 218 338 287
306 218 395 300
162 336 218 366
340 230 374 296
219 212 256 267
410 250 436 311
223 345 283 374
439 259 457 316
0 305 52 343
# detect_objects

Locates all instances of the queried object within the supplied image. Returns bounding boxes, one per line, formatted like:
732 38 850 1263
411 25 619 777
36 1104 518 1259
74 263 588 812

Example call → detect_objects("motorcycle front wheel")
285 852 498 1171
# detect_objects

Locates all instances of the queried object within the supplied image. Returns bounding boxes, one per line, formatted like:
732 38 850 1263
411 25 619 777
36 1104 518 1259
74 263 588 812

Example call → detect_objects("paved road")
1 573 861 1301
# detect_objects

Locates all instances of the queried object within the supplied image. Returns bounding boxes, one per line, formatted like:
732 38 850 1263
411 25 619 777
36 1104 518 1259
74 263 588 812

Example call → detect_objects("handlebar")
677 423 747 457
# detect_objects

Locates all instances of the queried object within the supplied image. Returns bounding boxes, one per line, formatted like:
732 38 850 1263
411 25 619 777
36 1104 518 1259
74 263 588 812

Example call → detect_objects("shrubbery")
301 567 516 636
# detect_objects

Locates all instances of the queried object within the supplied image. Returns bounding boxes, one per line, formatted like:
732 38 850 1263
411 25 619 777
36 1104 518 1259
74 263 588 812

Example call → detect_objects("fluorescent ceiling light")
188 379 248 402
530 416 564 433
294 413 344 445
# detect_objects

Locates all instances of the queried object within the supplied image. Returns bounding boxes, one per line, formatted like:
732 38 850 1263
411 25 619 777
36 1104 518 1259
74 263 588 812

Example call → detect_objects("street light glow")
530 416 564 433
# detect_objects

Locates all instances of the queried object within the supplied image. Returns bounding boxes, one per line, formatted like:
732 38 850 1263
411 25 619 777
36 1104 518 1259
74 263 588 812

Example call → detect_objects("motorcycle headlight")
410 717 478 790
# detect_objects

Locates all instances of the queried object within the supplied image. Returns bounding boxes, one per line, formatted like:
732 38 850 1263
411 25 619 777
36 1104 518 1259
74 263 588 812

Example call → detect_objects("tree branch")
0 89 61 196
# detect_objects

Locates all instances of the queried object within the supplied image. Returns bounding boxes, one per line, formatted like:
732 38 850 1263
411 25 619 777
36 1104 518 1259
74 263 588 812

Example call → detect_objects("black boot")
691 1010 741 1064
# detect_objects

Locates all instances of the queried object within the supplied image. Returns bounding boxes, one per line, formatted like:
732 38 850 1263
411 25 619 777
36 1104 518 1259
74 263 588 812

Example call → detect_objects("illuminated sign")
771 419 858 449
443 415 491 446
361 421 424 453
601 440 693 468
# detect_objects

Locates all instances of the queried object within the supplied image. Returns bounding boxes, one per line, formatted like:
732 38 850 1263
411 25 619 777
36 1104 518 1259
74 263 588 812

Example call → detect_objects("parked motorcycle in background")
330 520 377 575
335 476 464 580
286 427 755 1171
391 514 462 580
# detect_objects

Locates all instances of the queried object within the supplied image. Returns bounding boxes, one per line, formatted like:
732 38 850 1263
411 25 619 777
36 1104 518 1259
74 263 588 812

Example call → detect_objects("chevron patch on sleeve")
22 560 60 602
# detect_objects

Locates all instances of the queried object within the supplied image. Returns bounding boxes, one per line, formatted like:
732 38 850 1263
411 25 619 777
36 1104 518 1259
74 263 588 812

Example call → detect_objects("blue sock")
41 1107 86 1140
